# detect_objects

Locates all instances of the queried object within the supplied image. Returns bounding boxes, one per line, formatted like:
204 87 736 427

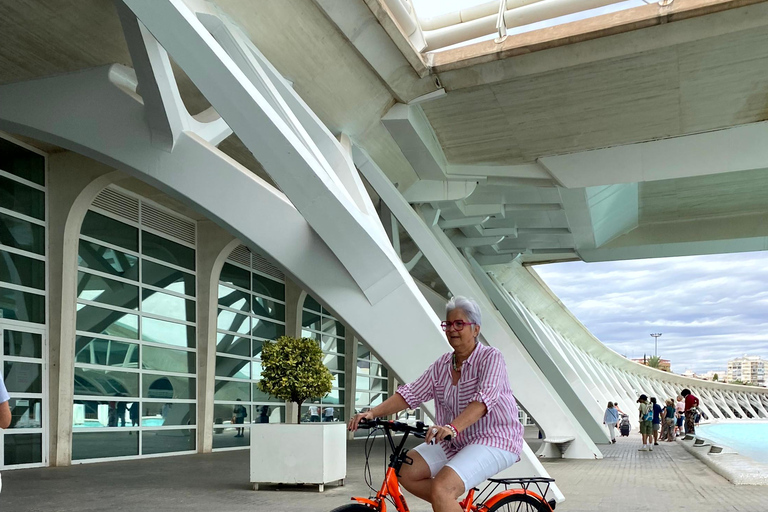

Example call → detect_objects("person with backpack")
650 397 663 446
637 394 653 451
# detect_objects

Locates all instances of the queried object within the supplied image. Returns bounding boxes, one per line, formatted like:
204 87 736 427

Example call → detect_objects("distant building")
681 369 698 379
726 356 766 386
700 370 724 382
631 357 671 372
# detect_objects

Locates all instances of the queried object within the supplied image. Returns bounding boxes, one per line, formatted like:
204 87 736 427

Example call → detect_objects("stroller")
619 414 631 437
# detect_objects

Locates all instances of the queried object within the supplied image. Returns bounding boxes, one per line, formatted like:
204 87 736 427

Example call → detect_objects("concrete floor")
4 434 768 512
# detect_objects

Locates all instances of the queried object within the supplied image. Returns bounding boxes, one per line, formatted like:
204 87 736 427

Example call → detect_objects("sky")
534 252 768 375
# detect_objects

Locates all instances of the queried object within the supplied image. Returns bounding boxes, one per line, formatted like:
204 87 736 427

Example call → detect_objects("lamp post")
650 333 662 357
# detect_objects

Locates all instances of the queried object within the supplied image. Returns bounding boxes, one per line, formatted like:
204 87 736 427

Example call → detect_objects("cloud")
534 251 768 374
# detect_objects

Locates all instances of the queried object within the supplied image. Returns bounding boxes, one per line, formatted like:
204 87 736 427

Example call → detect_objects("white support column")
195 226 236 453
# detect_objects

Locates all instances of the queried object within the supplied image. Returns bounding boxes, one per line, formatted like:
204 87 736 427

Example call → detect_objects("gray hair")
445 296 482 326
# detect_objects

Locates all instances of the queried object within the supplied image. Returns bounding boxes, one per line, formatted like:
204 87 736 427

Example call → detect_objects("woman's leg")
399 448 438 502
431 467 465 512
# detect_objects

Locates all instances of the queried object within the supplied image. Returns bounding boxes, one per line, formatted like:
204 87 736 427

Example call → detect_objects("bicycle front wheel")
485 493 551 512
330 503 379 512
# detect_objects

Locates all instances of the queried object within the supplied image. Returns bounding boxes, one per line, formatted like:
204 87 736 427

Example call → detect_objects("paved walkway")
3 434 767 511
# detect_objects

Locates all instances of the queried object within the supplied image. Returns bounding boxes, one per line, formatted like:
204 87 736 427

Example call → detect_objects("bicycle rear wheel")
330 504 379 512
485 493 551 512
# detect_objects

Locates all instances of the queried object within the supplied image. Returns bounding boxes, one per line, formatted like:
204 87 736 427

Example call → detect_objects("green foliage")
647 356 661 369
258 336 333 423
730 379 756 386
713 373 719 381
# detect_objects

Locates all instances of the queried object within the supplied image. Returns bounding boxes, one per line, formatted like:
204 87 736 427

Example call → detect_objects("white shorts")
412 443 519 493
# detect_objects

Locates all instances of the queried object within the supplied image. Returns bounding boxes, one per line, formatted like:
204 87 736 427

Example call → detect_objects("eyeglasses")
441 320 476 332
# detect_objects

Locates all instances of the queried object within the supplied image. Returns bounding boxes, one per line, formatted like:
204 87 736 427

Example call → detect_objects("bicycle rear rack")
473 477 556 510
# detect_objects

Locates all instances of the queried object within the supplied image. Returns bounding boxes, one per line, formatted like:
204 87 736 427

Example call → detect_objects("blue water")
696 422 768 464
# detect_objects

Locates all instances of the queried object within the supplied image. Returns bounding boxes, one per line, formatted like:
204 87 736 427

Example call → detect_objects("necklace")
452 352 462 372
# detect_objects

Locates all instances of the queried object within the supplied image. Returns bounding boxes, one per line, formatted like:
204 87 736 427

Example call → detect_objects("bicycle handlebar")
358 418 451 440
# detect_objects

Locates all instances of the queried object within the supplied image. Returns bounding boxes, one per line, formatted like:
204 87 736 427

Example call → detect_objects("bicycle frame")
349 420 552 512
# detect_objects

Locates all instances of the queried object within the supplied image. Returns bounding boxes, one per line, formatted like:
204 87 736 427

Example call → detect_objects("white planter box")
250 423 347 491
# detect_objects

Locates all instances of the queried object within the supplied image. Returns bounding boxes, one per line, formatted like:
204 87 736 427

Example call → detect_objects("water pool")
696 422 768 464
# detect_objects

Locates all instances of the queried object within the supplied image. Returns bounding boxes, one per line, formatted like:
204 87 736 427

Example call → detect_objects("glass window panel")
143 373 195 400
322 354 344 372
370 378 387 393
250 317 284 340
0 212 45 255
0 249 44 289
220 263 249 290
81 211 138 252
216 332 250 357
143 260 194 296
321 320 345 338
4 330 42 358
302 309 321 330
142 289 195 322
253 273 284 301
301 329 319 341
217 284 249 312
142 428 196 454
0 287 44 324
142 345 195 374
8 398 43 428
357 360 371 374
303 294 321 312
79 240 139 281
74 337 139 368
356 375 369 390
0 175 45 220
331 373 345 389
73 400 138 428
142 317 195 348
77 271 139 310
355 392 369 406
142 402 196 427
214 379 249 401
212 424 250 449
76 303 138 339
142 231 195 271
0 138 45 185
252 339 264 359
4 433 43 465
215 356 250 379
358 344 370 360
322 389 345 405
322 336 344 354
252 296 284 322
371 393 387 407
217 308 249 334
3 361 42 393
72 432 138 460
213 403 250 429
251 360 262 381
252 383 279 403
74 367 139 398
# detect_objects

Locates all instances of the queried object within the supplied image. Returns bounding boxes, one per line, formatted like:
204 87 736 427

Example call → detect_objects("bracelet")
447 423 459 438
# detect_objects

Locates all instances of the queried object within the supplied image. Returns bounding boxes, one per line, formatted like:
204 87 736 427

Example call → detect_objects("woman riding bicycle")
349 296 524 512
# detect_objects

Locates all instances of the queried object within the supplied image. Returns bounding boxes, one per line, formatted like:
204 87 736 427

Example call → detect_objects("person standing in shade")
675 395 685 436
0 371 11 493
233 399 247 437
637 394 653 451
650 397 662 446
681 389 699 435
603 401 618 444
308 405 320 422
323 406 335 422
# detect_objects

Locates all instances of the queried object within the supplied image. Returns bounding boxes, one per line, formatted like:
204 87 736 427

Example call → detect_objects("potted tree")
250 336 346 491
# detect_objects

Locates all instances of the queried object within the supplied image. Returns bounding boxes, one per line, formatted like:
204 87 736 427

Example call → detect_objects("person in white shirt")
308 405 320 422
0 372 12 493
323 406 335 422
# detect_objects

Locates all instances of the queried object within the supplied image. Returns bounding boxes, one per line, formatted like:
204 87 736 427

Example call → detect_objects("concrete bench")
536 436 576 458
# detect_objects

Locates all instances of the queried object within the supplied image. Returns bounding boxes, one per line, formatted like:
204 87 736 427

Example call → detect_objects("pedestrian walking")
603 401 619 444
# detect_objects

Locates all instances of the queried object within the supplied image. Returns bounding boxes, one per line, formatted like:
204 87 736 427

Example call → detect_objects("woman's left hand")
425 425 454 444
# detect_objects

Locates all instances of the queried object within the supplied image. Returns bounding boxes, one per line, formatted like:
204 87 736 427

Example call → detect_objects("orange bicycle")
333 419 556 512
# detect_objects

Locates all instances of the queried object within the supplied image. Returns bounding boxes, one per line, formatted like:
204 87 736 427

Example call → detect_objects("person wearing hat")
637 394 653 451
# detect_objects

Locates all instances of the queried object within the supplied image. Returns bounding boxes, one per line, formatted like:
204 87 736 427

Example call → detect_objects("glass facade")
0 136 47 468
354 342 390 438
72 187 197 461
213 248 286 450
300 295 346 424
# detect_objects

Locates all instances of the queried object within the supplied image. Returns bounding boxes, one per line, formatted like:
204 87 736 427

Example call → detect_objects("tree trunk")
296 400 303 424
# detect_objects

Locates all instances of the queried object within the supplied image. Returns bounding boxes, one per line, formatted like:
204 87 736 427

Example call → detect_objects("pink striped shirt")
397 342 524 458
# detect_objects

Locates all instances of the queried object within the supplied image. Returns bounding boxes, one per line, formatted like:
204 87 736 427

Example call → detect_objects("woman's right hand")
348 410 376 431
